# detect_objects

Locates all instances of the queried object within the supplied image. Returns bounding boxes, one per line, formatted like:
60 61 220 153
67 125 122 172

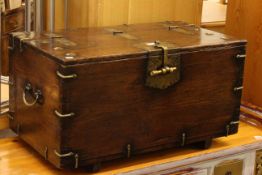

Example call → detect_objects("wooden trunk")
9 22 246 169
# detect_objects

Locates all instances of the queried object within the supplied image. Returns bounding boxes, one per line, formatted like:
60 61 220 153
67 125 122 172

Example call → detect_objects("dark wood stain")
9 21 246 169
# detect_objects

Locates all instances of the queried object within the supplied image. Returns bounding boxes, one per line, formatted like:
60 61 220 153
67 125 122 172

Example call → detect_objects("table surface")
0 122 261 175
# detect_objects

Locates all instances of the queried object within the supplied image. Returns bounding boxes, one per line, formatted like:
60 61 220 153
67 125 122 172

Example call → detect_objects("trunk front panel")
60 46 244 166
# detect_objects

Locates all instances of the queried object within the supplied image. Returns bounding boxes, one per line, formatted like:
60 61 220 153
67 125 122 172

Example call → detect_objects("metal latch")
150 41 178 77
145 41 181 89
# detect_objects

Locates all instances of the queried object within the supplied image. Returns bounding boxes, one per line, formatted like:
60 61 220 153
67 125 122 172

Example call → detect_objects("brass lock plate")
143 41 181 89
214 159 243 175
146 54 181 89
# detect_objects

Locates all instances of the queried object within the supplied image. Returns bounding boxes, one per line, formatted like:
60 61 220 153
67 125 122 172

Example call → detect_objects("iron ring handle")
23 91 40 107
23 83 42 107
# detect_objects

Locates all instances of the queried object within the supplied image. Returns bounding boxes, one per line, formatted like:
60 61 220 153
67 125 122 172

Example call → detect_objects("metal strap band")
230 121 240 125
9 32 25 50
154 42 169 66
56 71 77 79
236 54 246 59
54 150 79 169
54 110 75 118
234 86 243 92
54 150 74 158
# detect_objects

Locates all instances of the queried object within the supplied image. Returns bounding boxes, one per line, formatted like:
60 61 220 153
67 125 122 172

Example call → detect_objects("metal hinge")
8 32 35 52
19 38 31 52
168 24 200 35
8 32 26 51
54 150 79 169
150 41 177 77
226 121 240 137
105 28 137 40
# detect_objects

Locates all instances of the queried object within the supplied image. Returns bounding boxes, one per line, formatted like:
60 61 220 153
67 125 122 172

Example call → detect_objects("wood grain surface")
44 0 203 30
226 0 262 108
9 22 246 168
0 122 261 175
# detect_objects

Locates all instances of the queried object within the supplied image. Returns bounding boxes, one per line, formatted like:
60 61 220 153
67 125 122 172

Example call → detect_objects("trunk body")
9 22 246 169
